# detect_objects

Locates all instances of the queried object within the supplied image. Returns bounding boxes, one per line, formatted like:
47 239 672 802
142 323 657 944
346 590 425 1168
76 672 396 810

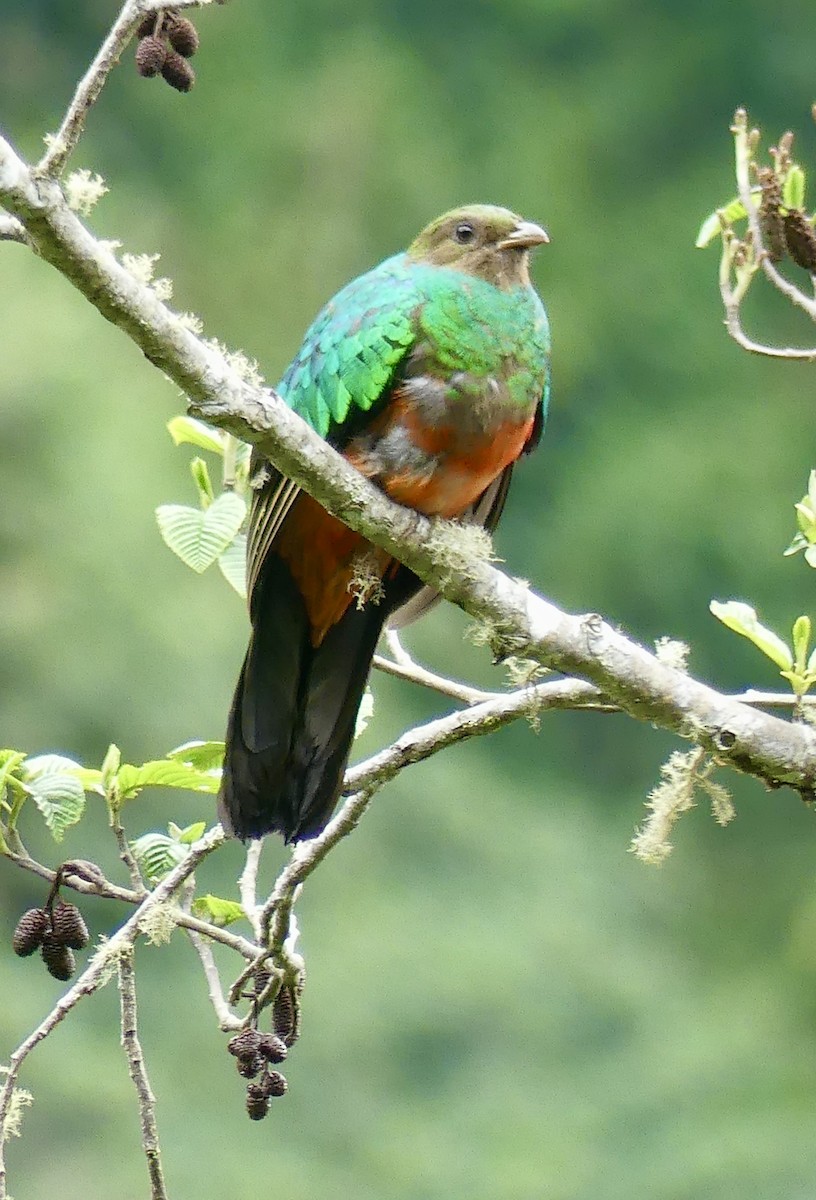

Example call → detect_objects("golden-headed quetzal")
219 204 550 842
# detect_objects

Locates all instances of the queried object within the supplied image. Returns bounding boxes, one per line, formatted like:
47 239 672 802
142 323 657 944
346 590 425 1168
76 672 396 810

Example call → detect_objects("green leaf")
23 753 83 777
783 164 806 211
167 416 226 456
191 894 245 927
696 197 749 248
190 457 215 507
117 759 221 800
25 772 86 842
793 615 812 672
130 832 186 882
0 750 27 793
178 821 207 844
167 741 225 772
155 492 246 573
710 600 793 670
218 533 247 598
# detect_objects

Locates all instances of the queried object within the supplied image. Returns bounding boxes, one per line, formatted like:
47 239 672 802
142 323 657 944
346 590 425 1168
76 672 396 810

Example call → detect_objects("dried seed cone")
272 985 298 1046
136 35 168 78
161 51 195 92
258 1033 288 1064
227 1029 262 1060
784 210 816 271
51 900 89 950
167 16 200 57
13 908 48 957
236 1054 264 1079
262 1070 288 1099
136 13 165 39
246 1083 270 1121
41 935 76 981
757 167 786 263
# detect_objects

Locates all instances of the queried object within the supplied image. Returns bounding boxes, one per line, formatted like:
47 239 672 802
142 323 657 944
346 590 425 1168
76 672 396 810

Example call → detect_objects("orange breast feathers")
275 390 535 645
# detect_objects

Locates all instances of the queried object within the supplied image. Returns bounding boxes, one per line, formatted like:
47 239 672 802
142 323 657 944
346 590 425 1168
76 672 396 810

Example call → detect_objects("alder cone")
167 16 200 57
160 51 195 92
41 935 76 981
12 908 48 957
135 36 168 78
245 1083 269 1121
258 1033 287 1064
136 13 166 38
51 900 89 949
227 1029 262 1060
236 1054 264 1079
262 1070 288 1098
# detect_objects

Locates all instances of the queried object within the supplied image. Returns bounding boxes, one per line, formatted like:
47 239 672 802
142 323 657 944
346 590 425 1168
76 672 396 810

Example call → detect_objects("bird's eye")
453 222 476 245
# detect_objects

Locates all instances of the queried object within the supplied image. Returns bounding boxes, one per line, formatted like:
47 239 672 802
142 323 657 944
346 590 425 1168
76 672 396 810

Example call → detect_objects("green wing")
277 252 419 442
246 254 420 604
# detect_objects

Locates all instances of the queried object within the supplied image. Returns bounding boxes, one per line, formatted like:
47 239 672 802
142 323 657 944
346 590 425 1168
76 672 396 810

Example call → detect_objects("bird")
218 204 550 842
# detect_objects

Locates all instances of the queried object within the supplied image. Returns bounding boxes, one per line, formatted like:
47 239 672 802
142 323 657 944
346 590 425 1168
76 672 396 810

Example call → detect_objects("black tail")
219 554 418 841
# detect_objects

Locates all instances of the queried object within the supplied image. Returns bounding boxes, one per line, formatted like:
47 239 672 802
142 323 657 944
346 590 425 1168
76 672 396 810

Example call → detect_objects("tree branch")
2 131 816 802
118 947 168 1200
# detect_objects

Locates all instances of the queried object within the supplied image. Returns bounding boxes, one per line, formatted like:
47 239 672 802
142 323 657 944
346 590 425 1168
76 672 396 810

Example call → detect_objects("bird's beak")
498 220 550 250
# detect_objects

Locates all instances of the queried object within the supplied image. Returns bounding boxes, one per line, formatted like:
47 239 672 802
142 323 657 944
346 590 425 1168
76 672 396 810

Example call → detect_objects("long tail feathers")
219 555 415 841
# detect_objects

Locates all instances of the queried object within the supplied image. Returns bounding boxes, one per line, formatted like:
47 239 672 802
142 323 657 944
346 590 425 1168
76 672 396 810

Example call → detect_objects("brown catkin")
12 908 48 957
757 167 786 263
161 51 195 92
272 985 298 1046
784 209 816 271
136 13 165 38
135 36 168 78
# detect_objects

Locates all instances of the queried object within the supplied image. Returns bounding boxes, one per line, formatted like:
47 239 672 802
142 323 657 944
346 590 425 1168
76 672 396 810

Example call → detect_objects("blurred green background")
4 1 816 1197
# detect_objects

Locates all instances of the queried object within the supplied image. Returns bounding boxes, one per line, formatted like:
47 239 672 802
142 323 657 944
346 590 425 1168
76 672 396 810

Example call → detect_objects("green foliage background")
4 1 816 1196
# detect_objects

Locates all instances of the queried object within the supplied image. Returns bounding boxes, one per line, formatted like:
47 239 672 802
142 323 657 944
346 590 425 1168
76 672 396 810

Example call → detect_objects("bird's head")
407 204 549 290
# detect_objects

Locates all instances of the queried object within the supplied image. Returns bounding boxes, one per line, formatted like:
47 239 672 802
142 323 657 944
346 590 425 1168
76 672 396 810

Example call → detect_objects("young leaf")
709 601 793 670
191 894 245 927
783 164 806 212
793 615 812 672
117 759 221 799
130 832 186 882
178 821 207 844
167 741 225 772
218 532 247 598
190 457 215 507
695 197 749 248
155 492 246 573
25 772 86 841
167 416 226 456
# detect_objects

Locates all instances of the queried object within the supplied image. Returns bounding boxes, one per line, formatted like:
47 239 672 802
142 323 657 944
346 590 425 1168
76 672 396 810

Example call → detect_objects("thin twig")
111 811 148 895
38 0 217 177
373 650 502 704
238 841 263 940
118 947 168 1200
178 880 243 1030
3 846 256 958
0 826 223 1200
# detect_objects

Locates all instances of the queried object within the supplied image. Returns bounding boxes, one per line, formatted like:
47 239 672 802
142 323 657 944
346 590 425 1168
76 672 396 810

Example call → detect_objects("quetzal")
219 204 550 842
